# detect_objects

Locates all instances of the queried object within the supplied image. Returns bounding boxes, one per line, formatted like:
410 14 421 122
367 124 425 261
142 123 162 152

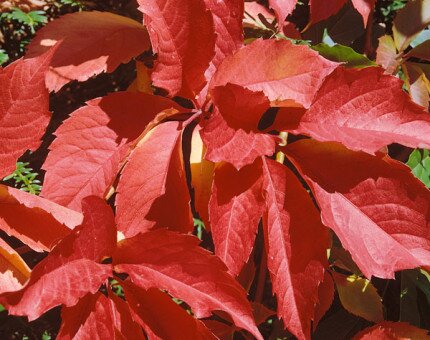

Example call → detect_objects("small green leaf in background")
193 218 205 240
42 331 51 340
0 304 5 312
1 8 47 34
312 43 377 68
3 162 42 195
407 149 430 187
0 49 9 65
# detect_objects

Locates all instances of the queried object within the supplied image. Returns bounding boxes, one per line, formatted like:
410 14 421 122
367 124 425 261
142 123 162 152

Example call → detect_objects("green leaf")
0 49 8 65
311 43 377 68
407 149 430 188
0 304 5 312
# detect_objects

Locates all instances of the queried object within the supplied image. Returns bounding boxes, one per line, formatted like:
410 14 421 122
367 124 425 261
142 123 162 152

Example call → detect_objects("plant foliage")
1 0 430 339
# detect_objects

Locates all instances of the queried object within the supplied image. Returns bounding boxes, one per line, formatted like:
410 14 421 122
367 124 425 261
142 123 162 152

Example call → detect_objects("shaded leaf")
115 121 193 237
393 0 430 51
333 273 383 323
123 282 216 340
309 0 347 25
285 139 430 279
313 271 335 330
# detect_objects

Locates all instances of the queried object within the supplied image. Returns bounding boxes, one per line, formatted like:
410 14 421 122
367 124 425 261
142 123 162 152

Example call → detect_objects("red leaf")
309 0 347 25
209 159 265 276
252 302 276 325
0 238 31 294
353 322 430 339
123 282 216 339
286 67 430 154
113 229 263 340
138 0 216 98
376 35 399 74
0 184 82 252
313 271 334 330
198 0 244 104
116 121 193 237
41 92 182 211
268 0 297 28
1 197 115 320
262 158 329 340
26 11 150 92
58 291 144 339
285 139 430 279
210 39 338 108
351 0 376 27
0 49 54 178
201 84 276 169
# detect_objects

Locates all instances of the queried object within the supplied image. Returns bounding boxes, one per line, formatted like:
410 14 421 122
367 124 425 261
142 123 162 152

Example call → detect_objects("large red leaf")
1 197 115 320
353 322 430 339
285 67 430 154
197 0 244 104
116 121 193 237
0 238 31 294
123 282 216 339
41 92 182 211
138 0 215 98
209 159 265 276
268 0 297 27
285 139 430 279
262 158 329 340
201 84 276 169
0 49 54 178
26 11 150 92
58 291 144 339
113 229 263 340
0 184 82 252
210 39 338 108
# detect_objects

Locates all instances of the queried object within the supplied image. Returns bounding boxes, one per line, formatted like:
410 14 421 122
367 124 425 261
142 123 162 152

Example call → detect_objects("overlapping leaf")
41 92 183 211
353 321 430 339
210 159 265 276
58 291 145 339
116 121 193 237
113 229 263 340
0 49 54 178
268 0 297 28
124 282 216 339
201 84 276 169
0 184 82 252
1 197 115 320
138 0 216 98
26 11 150 92
283 67 430 154
262 158 329 340
0 238 31 294
210 39 339 108
285 139 430 279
